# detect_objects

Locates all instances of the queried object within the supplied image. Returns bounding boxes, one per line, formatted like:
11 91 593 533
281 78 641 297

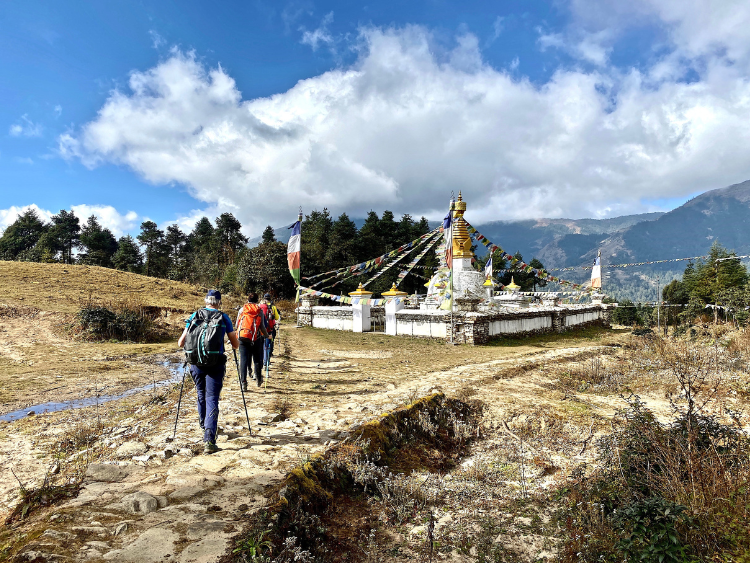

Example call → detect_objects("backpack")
259 303 276 331
184 309 227 367
237 303 265 341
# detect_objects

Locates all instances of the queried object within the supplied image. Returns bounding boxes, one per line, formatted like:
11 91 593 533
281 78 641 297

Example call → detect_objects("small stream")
0 361 187 423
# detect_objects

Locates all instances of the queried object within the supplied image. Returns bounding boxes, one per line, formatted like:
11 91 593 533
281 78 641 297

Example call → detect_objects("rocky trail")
0 326 634 563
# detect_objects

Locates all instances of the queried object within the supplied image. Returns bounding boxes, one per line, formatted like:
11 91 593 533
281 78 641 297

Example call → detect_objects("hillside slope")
0 261 208 314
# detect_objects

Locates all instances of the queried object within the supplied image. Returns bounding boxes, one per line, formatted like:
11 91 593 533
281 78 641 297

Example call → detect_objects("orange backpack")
237 303 264 340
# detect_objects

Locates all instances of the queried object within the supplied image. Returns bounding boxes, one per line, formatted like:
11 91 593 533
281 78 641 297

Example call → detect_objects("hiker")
236 292 271 390
259 293 281 359
177 289 239 454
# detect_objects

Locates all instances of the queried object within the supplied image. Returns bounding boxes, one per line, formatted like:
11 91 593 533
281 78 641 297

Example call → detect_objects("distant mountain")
469 213 664 262
248 179 750 297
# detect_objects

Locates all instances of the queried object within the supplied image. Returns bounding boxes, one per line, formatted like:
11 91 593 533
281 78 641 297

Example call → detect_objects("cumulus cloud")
9 115 43 137
70 205 139 237
0 204 53 231
0 203 139 238
570 0 750 64
59 24 750 232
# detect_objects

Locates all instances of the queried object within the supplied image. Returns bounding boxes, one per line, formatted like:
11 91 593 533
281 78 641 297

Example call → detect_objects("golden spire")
451 191 473 259
506 277 520 291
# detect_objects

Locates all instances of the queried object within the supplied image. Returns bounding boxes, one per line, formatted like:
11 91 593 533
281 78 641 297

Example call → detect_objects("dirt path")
1 324 650 563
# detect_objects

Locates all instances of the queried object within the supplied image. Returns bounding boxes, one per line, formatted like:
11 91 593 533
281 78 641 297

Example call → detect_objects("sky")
3 0 750 238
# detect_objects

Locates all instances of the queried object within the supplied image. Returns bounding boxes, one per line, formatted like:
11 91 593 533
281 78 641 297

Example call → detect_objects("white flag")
591 254 601 289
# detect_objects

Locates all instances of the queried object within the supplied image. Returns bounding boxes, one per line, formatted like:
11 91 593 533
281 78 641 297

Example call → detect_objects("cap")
206 289 222 300
263 293 272 300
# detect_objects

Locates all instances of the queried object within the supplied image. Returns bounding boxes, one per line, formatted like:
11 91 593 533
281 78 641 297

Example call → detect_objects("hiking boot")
256 379 264 388
203 442 219 455
241 382 248 392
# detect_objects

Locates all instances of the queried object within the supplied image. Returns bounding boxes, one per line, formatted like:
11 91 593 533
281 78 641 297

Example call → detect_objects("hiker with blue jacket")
178 289 239 454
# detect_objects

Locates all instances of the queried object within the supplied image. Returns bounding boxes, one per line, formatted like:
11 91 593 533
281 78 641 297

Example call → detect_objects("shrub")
75 303 155 342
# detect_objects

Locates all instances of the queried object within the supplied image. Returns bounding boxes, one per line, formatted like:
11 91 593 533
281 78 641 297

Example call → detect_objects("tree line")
611 241 750 328
0 207 453 298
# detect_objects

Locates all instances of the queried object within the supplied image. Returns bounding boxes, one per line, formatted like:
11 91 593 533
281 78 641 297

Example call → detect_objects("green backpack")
184 309 227 367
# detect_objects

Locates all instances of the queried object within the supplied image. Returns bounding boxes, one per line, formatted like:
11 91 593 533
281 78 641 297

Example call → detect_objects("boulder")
115 442 148 459
119 491 159 515
85 464 133 483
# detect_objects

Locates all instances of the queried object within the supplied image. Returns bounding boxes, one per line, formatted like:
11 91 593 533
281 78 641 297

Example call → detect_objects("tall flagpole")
447 195 455 344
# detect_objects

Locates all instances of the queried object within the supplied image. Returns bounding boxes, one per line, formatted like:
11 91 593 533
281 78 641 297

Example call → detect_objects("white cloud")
0 204 53 231
149 30 165 49
300 12 334 51
9 115 43 137
14 157 34 165
491 16 505 42
538 29 612 65
54 105 62 118
70 205 139 237
568 0 750 66
59 25 750 231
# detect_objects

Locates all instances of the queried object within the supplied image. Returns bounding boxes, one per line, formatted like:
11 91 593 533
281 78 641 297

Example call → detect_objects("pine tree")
137 221 167 277
0 209 48 260
301 209 333 276
50 210 80 264
78 215 118 267
113 236 144 273
261 225 276 244
214 213 247 268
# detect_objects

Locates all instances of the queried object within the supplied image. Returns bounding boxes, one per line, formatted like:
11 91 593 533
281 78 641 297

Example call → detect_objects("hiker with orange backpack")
235 292 271 391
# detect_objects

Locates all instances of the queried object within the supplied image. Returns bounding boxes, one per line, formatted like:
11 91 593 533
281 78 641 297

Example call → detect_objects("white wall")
565 310 601 327
310 307 353 331
489 315 552 335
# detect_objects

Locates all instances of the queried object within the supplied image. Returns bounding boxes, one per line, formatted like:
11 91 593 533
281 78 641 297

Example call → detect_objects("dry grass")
0 261 211 314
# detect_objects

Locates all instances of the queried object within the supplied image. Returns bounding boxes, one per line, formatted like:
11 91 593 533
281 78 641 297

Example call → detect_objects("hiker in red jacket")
235 292 271 391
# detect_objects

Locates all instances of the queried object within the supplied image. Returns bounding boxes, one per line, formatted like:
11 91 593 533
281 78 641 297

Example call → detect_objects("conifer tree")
113 235 144 273
261 225 276 244
79 215 118 267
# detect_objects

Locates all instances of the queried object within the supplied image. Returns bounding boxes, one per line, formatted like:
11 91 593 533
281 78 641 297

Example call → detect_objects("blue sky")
2 0 750 237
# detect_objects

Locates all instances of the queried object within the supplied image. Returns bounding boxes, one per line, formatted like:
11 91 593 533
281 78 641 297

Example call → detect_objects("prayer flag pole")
288 210 302 325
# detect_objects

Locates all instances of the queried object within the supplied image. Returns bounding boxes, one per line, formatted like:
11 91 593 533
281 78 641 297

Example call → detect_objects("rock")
119 491 159 515
167 486 205 501
187 519 226 540
387 383 396 390
113 522 129 536
102 528 178 562
158 448 176 460
270 413 284 422
71 526 109 537
131 454 152 463
85 464 131 483
26 411 35 416
86 541 111 550
15 551 68 562
42 530 74 541
115 442 148 459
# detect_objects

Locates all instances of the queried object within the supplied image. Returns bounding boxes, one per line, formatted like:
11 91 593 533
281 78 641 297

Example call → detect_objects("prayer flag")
443 200 454 268
485 254 493 279
591 252 601 289
287 214 302 285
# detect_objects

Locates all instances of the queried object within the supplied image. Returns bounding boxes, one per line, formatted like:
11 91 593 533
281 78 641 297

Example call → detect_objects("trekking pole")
172 363 187 441
233 348 252 435
264 337 270 392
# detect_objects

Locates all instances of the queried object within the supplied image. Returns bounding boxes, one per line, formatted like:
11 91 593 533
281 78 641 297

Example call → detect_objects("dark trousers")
239 337 264 386
269 327 277 357
190 363 225 444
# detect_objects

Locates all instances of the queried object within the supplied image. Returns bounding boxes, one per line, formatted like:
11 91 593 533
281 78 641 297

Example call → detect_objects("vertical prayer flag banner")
287 214 302 286
485 254 493 279
591 252 602 289
443 200 453 268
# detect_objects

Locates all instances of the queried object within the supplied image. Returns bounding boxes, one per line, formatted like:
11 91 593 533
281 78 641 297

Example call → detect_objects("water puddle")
1 361 187 423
